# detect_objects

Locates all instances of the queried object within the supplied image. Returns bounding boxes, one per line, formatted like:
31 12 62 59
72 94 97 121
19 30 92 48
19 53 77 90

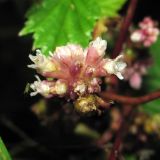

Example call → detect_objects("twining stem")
106 0 138 159
108 105 133 160
112 0 138 58
100 89 160 105
99 89 160 157
97 89 160 148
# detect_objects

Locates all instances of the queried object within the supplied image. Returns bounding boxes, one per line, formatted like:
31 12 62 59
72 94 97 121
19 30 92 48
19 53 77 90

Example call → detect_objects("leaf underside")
20 0 126 55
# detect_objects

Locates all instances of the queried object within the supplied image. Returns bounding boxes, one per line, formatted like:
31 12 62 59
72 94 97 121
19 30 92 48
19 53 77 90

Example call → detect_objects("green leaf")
143 36 160 114
20 0 126 55
97 0 126 16
74 123 100 139
0 137 12 160
124 155 136 160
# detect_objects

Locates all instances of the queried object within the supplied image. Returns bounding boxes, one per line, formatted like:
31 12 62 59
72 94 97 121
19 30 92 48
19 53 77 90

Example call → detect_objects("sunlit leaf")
20 0 126 55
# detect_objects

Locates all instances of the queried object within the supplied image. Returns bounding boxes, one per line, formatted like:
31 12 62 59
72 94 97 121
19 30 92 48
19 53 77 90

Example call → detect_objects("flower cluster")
28 37 126 110
129 113 160 138
130 17 159 47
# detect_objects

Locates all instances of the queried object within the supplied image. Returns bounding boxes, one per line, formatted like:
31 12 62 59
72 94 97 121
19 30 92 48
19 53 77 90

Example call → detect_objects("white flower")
28 49 56 73
130 31 142 42
74 82 86 94
30 75 51 97
89 37 107 56
54 44 83 59
103 55 127 79
55 46 72 59
54 81 67 95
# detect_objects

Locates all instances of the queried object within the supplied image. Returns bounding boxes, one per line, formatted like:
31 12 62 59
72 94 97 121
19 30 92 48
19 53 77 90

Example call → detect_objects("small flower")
88 78 101 93
130 17 159 47
103 55 127 79
129 72 142 90
74 82 87 95
54 80 67 95
123 62 148 90
30 75 53 97
54 44 84 64
28 49 56 73
30 76 67 97
130 30 143 42
139 17 155 29
89 37 107 56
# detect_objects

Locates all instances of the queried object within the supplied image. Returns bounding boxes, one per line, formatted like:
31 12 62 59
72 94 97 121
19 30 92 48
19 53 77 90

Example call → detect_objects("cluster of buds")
123 62 147 90
28 37 126 113
130 113 160 138
130 17 159 47
144 114 160 136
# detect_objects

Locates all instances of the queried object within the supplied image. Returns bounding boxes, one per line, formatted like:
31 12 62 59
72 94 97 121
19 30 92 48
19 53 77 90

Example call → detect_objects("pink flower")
129 72 142 90
130 17 159 47
139 17 155 29
123 62 147 90
28 37 126 99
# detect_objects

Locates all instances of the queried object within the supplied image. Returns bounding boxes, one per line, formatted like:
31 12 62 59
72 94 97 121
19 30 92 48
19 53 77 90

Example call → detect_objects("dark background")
0 0 160 159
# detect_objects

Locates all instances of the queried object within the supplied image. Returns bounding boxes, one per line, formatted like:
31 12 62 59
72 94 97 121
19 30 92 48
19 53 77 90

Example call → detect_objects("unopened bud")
55 81 67 95
74 95 97 113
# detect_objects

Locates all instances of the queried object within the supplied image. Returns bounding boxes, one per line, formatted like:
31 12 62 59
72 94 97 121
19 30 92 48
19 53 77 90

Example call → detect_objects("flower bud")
74 95 97 113
130 31 143 42
54 81 67 95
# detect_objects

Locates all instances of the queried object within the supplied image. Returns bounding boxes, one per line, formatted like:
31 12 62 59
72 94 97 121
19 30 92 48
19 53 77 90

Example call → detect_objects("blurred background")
0 0 160 159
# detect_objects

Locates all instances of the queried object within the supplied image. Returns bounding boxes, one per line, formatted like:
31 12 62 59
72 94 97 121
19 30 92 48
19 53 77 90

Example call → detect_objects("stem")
112 0 138 58
103 89 160 160
96 129 113 147
106 0 138 159
100 90 160 105
108 105 133 160
96 96 111 109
